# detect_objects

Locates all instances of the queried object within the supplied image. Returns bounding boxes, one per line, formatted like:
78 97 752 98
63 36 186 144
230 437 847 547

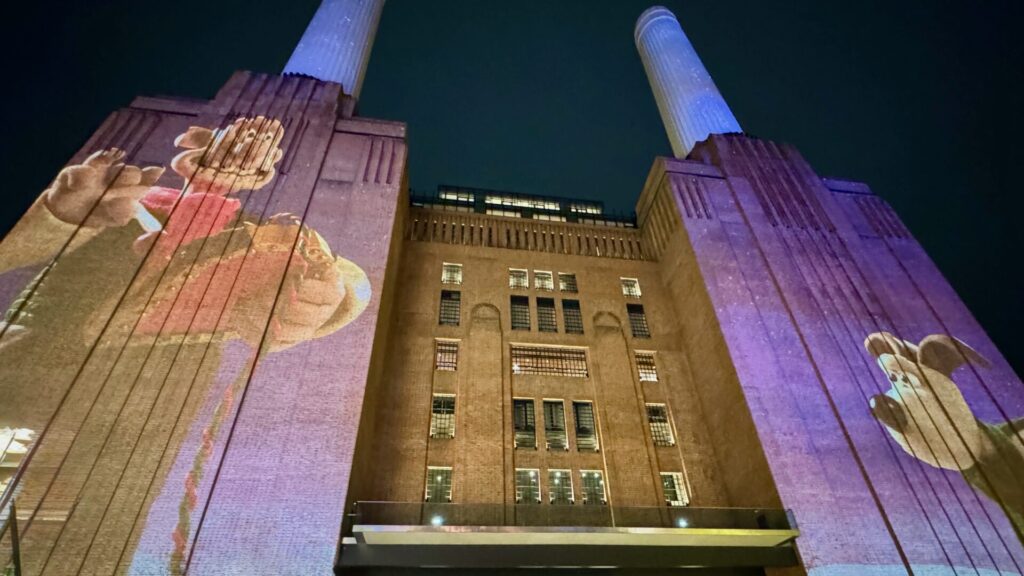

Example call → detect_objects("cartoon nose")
870 394 908 431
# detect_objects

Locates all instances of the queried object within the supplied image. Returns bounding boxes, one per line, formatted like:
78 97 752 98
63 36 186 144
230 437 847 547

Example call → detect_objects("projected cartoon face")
865 332 1024 537
169 116 285 196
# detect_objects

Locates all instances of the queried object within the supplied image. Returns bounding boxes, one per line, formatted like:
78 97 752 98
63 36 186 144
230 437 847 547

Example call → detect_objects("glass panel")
580 470 606 505
425 467 453 502
509 269 529 289
562 300 583 334
543 400 568 450
621 278 642 298
646 404 675 447
439 290 461 326
635 352 658 381
558 273 578 293
534 271 554 291
435 340 458 371
441 263 463 285
515 469 541 504
627 304 650 338
511 346 588 378
511 296 531 331
513 399 536 449
573 401 599 452
430 395 456 439
548 469 574 504
537 298 557 333
661 472 688 506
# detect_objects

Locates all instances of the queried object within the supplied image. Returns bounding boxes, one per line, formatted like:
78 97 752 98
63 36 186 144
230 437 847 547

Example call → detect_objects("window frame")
534 270 554 291
537 297 557 333
425 466 453 502
635 351 658 382
515 468 542 504
439 290 461 326
646 403 676 447
620 277 642 298
513 398 537 449
562 299 583 334
660 472 689 507
510 295 531 331
580 470 607 505
543 399 568 451
548 469 574 504
572 401 600 452
627 303 650 338
441 262 463 285
434 339 459 371
429 394 456 439
511 345 588 378
509 268 529 290
558 272 578 293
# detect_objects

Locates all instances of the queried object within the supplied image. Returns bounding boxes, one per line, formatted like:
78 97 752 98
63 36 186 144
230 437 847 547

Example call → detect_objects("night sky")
0 1 1021 372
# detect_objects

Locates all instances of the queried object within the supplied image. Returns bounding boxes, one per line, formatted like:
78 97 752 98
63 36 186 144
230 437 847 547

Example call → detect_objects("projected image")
0 115 372 574
865 332 1024 539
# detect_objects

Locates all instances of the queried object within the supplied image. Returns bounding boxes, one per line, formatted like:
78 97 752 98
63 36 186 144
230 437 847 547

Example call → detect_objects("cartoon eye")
888 372 898 382
900 374 910 384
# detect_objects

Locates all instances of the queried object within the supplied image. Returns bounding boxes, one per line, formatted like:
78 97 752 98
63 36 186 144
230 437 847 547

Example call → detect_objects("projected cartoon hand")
865 332 993 471
44 148 165 228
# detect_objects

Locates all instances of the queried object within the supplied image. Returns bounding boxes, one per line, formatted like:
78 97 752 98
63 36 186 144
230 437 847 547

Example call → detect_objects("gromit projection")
0 1 1021 575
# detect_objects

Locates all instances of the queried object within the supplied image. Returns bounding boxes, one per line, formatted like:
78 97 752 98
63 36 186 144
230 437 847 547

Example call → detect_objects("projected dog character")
865 332 1024 536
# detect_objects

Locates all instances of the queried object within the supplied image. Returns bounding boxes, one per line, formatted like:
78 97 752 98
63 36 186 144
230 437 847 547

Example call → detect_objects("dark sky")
0 1 1021 372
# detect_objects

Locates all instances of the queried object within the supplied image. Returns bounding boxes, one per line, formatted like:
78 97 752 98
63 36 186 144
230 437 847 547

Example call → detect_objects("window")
543 400 568 450
425 466 453 502
511 296 531 331
515 469 541 504
513 399 536 449
430 395 456 439
558 273 578 293
511 346 588 378
562 300 583 334
509 268 529 290
439 190 475 203
573 401 599 452
488 208 520 218
661 472 689 507
635 352 658 382
646 403 675 447
580 470 606 505
533 213 566 222
534 271 554 291
537 298 557 332
441 262 463 285
435 340 458 371
627 304 650 338
621 278 642 298
548 469 574 504
439 290 461 326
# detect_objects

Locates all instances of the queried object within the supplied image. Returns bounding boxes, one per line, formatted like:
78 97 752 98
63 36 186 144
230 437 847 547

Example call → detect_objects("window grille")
627 304 650 338
580 470 606 505
621 278 642 298
430 395 456 439
509 269 529 289
515 469 541 504
646 403 675 447
511 296 531 331
425 466 453 502
435 340 458 371
548 469 574 504
537 298 557 333
513 399 536 449
573 401 599 452
439 290 461 326
558 273 578 293
562 300 583 334
635 352 658 382
534 271 554 291
441 262 463 285
511 346 588 378
661 472 689 507
543 400 568 450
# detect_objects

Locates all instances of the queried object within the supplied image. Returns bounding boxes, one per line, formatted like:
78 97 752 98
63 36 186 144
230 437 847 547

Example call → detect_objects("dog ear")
864 332 918 360
174 126 215 150
917 335 990 376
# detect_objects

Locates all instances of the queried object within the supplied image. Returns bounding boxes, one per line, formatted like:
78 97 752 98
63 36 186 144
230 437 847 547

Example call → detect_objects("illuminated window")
430 395 456 439
621 278 642 298
570 203 602 215
515 469 541 504
425 466 453 502
441 262 463 285
661 472 689 507
558 273 578 293
646 404 675 447
511 296 531 331
573 401 599 452
513 399 536 449
533 213 566 222
562 300 583 334
439 290 461 326
534 271 554 291
511 346 588 378
509 268 529 290
635 352 658 382
486 208 520 218
0 428 34 495
548 469 574 504
543 400 568 450
485 194 559 211
439 190 475 203
537 298 557 333
580 470 606 505
627 304 650 338
435 340 458 371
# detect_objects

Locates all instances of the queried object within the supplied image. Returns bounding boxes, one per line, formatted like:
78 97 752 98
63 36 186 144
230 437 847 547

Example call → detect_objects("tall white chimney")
635 6 741 158
284 0 386 100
